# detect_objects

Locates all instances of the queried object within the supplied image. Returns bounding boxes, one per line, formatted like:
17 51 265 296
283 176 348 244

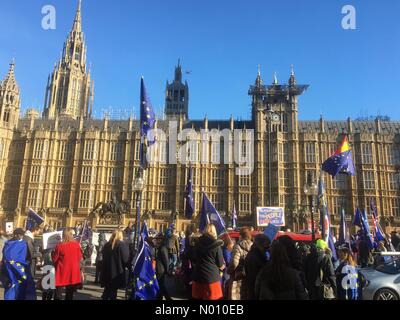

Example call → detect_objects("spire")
289 64 296 86
255 65 263 87
273 72 278 85
175 59 182 82
72 0 82 33
2 60 19 91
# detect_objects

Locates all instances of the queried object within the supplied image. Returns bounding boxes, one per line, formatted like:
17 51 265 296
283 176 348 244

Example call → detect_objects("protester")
304 239 337 300
222 237 234 298
191 224 225 300
226 227 253 300
391 230 400 249
335 247 360 300
124 222 134 241
357 237 373 267
181 226 196 298
166 225 180 274
40 246 56 300
0 228 36 300
100 229 129 300
52 228 83 300
278 235 306 286
24 226 42 277
244 234 270 300
254 240 308 300
95 232 107 284
154 233 171 300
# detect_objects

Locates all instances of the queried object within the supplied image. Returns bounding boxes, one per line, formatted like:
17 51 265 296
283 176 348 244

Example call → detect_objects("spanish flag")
322 135 356 177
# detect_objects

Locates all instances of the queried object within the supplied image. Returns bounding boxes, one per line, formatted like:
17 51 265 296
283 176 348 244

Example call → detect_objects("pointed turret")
43 0 93 120
273 72 278 85
72 0 82 34
289 65 296 86
165 60 189 120
255 64 263 87
0 61 21 128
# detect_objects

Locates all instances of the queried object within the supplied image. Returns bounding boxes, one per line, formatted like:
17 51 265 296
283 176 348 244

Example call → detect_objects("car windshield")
375 257 400 275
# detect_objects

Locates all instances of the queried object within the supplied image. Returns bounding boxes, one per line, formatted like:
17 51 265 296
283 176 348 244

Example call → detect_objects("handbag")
319 268 335 300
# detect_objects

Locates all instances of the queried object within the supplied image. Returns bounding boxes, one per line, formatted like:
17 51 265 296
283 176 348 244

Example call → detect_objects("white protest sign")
43 231 63 250
5 222 14 235
92 232 100 246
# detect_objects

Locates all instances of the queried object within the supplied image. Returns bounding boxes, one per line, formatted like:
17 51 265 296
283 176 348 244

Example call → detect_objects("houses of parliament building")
0 2 399 234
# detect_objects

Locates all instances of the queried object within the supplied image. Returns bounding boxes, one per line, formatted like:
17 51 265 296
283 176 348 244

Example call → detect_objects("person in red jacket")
52 228 83 300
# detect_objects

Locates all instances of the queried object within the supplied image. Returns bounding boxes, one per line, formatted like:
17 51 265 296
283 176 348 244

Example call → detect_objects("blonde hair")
204 224 218 240
109 229 124 249
62 228 75 243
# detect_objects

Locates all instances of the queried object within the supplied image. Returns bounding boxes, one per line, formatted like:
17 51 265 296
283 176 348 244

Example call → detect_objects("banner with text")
256 207 285 227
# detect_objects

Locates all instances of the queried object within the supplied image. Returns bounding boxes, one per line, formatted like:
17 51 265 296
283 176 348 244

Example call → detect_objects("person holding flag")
352 208 374 267
317 172 338 264
322 135 356 177
184 165 195 220
132 223 160 300
1 228 36 300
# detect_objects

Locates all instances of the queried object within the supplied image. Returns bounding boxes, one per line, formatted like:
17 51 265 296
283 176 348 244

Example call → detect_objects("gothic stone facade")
0 2 399 233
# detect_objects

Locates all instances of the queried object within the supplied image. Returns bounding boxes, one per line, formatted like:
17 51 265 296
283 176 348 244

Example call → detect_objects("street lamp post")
304 172 318 241
133 169 145 251
262 104 280 207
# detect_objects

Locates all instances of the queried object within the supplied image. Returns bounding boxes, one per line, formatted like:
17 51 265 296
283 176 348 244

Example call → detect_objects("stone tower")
0 61 20 129
43 0 94 120
165 60 189 119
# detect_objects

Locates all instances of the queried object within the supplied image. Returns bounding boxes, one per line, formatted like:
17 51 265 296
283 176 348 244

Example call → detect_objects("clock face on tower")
272 114 280 122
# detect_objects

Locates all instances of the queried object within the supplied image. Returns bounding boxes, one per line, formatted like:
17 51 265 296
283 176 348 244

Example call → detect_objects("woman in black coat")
191 224 225 300
255 240 308 300
154 234 171 300
95 232 107 284
101 230 129 300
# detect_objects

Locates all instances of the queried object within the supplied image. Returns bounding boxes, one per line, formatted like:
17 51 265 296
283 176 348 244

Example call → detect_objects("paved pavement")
0 266 126 300
0 265 187 300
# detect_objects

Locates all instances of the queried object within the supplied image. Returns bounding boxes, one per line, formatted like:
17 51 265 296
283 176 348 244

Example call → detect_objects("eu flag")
322 136 356 178
26 208 44 231
353 208 363 229
199 192 226 237
140 221 149 242
338 208 347 245
184 166 195 219
139 77 156 169
1 239 36 300
132 237 159 300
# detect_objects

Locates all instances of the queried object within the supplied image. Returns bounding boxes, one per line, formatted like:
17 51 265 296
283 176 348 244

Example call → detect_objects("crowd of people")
1 222 399 301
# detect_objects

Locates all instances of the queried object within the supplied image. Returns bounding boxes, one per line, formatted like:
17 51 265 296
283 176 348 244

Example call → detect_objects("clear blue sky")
1 0 399 121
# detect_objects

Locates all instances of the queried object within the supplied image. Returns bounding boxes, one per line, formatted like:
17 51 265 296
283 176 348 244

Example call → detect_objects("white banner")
92 232 100 246
43 231 63 250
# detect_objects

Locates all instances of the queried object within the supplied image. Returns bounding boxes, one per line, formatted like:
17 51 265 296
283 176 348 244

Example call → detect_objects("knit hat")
315 239 328 250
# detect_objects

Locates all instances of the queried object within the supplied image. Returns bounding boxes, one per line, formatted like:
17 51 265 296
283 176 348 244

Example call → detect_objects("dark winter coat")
304 248 337 300
192 235 224 284
100 240 129 289
155 244 170 279
244 245 269 300
255 264 309 300
95 236 107 263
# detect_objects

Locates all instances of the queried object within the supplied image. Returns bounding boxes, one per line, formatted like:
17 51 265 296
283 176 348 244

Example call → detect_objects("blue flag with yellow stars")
184 166 195 219
1 239 36 300
322 135 356 177
139 77 156 169
132 236 159 300
199 192 227 237
26 208 44 231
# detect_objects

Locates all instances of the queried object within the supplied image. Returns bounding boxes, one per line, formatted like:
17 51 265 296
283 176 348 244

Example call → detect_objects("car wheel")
374 288 399 301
